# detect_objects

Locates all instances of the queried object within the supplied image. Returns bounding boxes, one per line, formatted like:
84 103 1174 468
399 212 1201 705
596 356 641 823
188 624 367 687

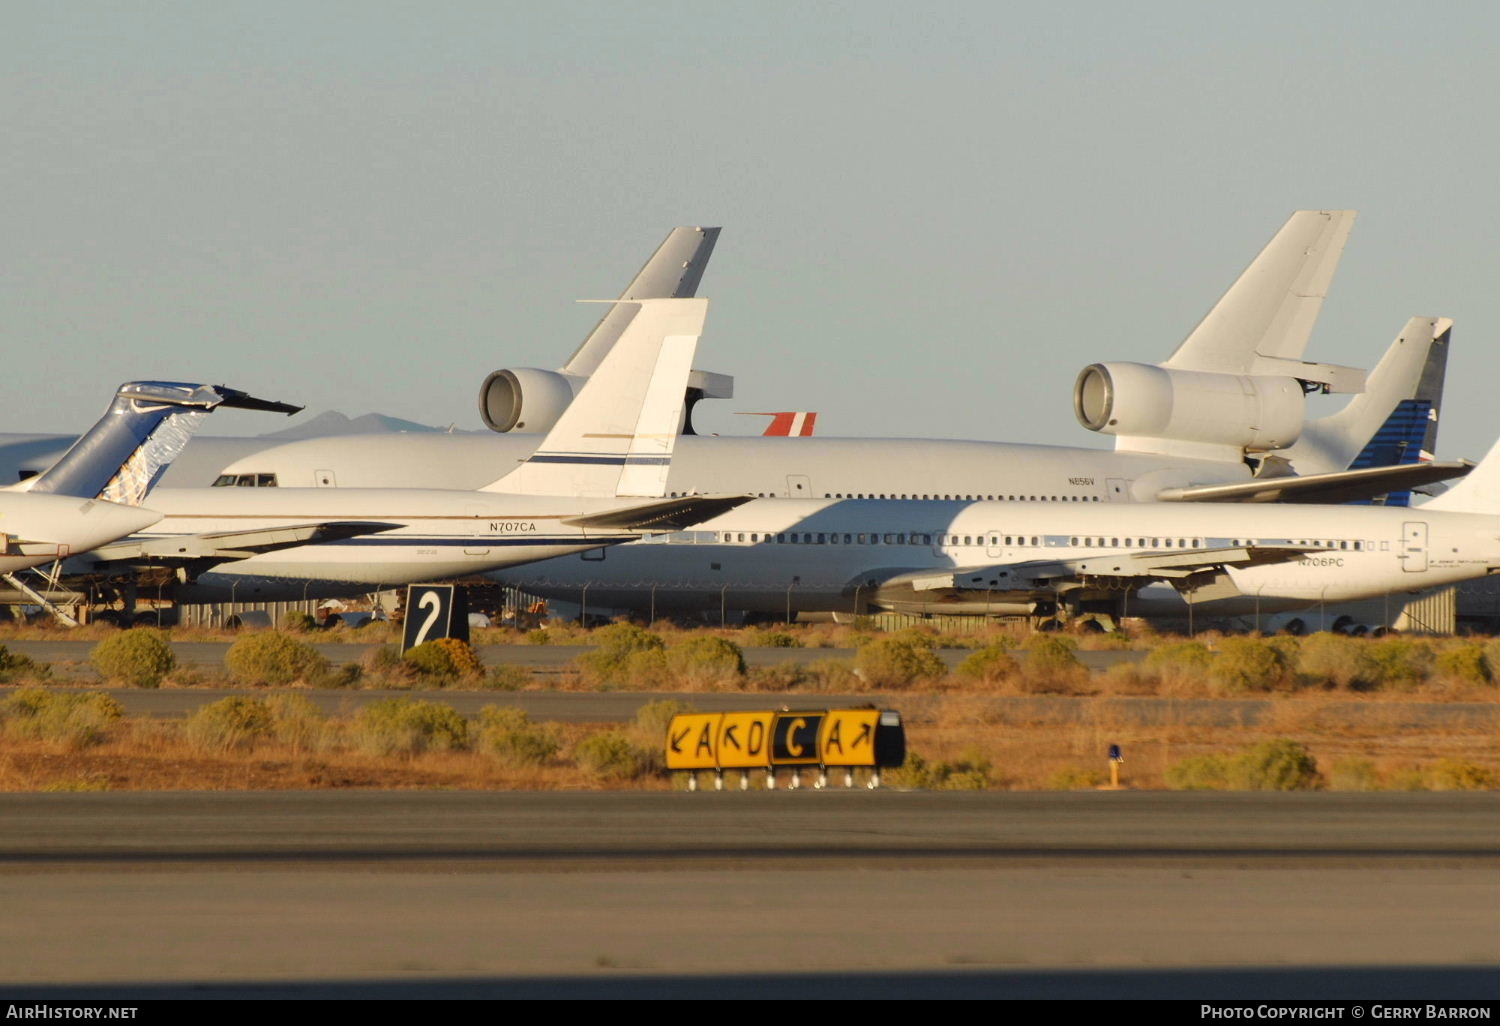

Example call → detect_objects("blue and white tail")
1281 317 1449 477
485 299 707 498
17 382 300 505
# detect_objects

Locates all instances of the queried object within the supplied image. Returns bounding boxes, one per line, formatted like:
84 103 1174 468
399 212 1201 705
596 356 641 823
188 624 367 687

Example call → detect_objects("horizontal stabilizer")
86 521 398 566
562 494 752 532
1154 460 1473 505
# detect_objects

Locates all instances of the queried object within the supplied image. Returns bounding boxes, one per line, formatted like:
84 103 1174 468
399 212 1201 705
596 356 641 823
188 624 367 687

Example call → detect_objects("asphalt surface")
1 792 1495 999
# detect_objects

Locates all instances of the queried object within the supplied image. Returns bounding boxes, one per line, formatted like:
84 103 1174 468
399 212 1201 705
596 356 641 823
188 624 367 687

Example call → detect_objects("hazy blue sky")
4 1 1496 461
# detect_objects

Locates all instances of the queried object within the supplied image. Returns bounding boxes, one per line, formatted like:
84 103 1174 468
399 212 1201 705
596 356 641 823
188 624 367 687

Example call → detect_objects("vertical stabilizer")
1422 435 1500 515
18 383 300 505
1164 210 1355 374
1281 318 1449 477
562 227 720 377
487 299 707 498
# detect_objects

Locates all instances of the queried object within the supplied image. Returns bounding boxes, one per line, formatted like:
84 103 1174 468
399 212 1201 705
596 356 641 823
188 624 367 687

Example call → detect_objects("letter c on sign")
786 717 807 757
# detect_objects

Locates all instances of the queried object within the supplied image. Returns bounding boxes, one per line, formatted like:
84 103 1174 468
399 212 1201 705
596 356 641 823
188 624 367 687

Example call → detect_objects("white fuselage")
209 432 1259 503
487 498 1500 619
129 487 646 596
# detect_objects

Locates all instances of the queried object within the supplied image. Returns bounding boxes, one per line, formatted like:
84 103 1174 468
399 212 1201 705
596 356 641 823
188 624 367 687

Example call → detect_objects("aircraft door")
786 474 812 498
986 531 1002 558
1106 478 1130 502
1400 522 1428 573
314 469 337 488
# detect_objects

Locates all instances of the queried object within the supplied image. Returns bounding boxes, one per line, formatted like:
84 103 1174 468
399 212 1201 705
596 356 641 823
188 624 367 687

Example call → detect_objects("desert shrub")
90 628 175 688
666 636 744 689
1329 758 1380 791
476 706 562 767
745 629 802 648
1428 759 1499 791
745 663 805 691
483 664 531 690
1 688 123 749
1296 633 1376 690
0 644 48 683
265 693 327 752
1365 638 1432 691
575 730 650 780
803 658 863 691
183 696 275 752
1484 638 1500 684
576 623 667 686
955 645 1019 684
1165 753 1233 790
402 638 484 684
523 629 553 645
225 632 328 686
1143 641 1213 689
1229 738 1321 790
279 611 317 632
884 748 995 790
1433 644 1491 686
633 699 699 745
1048 765 1105 790
1207 637 1287 694
1099 661 1149 694
353 698 469 756
1018 635 1088 693
854 635 945 689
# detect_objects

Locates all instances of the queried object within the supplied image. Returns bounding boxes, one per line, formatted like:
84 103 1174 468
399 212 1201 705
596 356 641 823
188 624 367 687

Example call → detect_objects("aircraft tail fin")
1422 435 1500 515
486 298 706 498
740 411 819 437
562 227 720 378
1164 210 1356 377
1281 317 1449 479
20 382 301 506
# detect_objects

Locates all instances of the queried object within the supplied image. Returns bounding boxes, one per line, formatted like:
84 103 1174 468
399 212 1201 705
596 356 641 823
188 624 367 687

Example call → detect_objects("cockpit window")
213 473 279 488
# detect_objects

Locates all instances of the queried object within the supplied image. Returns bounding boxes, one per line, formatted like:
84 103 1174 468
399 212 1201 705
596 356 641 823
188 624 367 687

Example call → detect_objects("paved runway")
2 792 1495 998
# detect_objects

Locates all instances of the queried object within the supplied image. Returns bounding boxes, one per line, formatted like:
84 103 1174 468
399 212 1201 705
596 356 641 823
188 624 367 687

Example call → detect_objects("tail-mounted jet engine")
479 367 733 436
1073 363 1308 452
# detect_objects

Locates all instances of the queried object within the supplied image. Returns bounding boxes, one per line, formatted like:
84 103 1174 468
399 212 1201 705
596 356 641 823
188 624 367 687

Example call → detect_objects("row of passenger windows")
664 533 1376 551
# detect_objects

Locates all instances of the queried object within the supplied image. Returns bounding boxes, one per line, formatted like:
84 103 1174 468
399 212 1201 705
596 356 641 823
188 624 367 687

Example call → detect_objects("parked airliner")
497 435 1500 626
72 300 747 594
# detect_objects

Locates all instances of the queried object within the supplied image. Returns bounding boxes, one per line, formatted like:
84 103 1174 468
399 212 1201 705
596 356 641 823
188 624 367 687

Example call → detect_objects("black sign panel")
770 712 824 765
401 584 470 652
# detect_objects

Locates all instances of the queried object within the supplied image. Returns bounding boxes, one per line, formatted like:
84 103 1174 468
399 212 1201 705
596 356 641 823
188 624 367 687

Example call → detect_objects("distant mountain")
257 411 485 440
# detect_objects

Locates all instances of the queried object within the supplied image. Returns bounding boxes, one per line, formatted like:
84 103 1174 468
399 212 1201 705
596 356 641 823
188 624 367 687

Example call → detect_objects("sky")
3 1 1496 461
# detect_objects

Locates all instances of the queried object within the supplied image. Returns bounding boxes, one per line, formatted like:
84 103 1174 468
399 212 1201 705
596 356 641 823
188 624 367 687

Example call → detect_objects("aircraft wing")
1153 460 1472 505
897 543 1328 593
82 521 400 567
563 494 752 531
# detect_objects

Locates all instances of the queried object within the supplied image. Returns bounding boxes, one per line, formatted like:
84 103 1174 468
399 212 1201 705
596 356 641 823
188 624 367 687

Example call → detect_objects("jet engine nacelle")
478 368 583 434
1073 362 1306 452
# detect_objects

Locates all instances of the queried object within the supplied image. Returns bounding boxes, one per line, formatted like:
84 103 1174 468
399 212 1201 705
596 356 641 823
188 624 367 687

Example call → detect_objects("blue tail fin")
22 382 300 505
1346 320 1450 506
